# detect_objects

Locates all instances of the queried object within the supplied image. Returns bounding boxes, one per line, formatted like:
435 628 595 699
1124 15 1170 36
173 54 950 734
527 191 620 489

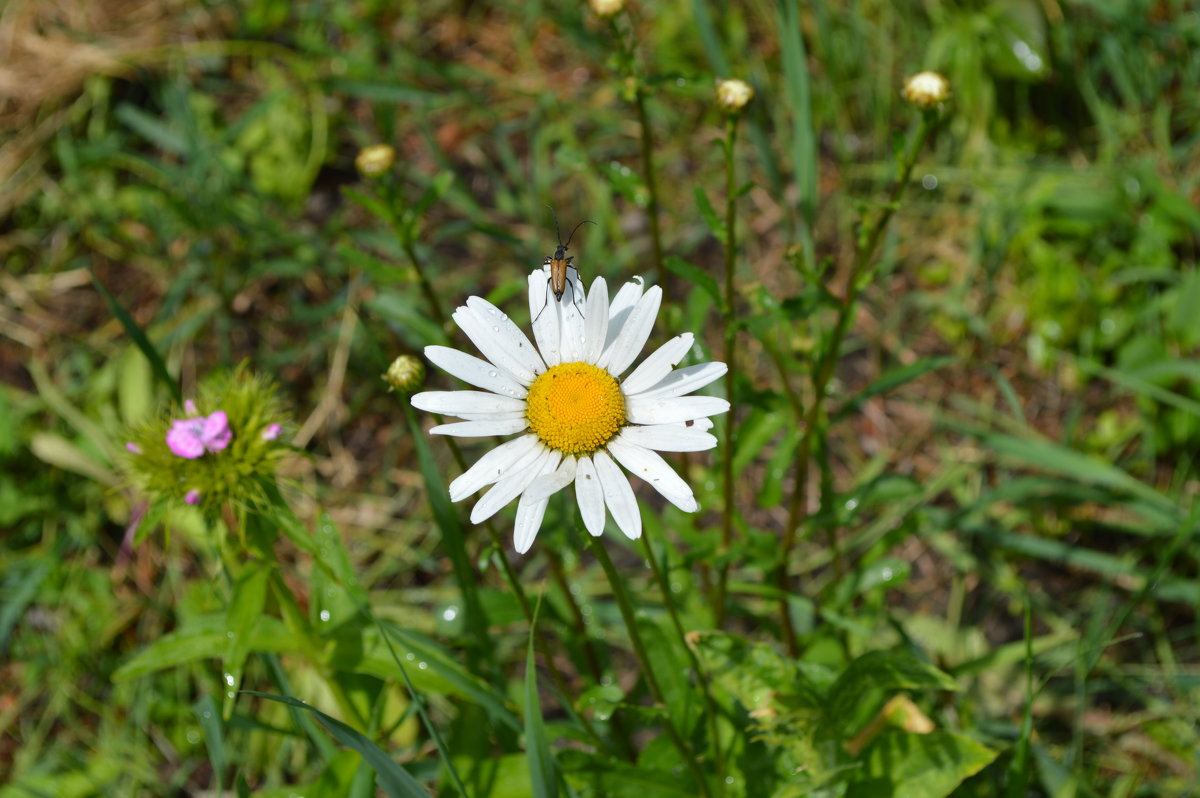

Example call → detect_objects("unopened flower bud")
902 71 950 110
589 0 625 18
184 489 200 505
715 79 755 115
356 144 396 179
384 355 425 394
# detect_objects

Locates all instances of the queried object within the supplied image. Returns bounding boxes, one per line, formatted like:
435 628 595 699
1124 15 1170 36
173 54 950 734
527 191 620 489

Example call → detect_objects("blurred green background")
2 0 1199 794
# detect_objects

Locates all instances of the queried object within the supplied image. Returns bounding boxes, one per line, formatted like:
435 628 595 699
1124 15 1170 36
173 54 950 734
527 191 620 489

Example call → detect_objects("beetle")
535 208 595 323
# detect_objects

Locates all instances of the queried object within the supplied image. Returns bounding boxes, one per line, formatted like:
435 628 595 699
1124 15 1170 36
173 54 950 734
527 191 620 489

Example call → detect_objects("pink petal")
261 423 281 441
166 427 205 459
200 411 232 452
184 489 200 505
183 399 198 415
125 442 142 454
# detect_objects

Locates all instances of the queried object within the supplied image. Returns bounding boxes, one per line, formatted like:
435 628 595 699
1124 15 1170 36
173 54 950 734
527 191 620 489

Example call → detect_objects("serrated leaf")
846 731 997 798
827 651 958 732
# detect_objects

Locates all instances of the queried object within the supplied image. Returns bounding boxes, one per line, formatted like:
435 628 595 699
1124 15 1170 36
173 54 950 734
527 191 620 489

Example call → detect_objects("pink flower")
184 489 200 505
166 410 233 459
261 423 282 441
125 442 142 454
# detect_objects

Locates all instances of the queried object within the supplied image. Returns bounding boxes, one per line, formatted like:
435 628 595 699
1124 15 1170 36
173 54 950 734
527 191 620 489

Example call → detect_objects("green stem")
634 86 666 285
775 112 937 655
641 536 726 796
715 116 740 625
591 539 713 798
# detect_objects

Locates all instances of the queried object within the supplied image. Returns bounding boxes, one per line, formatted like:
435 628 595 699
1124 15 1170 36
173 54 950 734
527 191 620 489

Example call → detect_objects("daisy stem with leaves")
776 105 941 655
591 538 714 798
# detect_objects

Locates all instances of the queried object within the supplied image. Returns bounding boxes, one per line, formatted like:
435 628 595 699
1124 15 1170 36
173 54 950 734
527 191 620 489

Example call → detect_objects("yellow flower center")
526 362 625 456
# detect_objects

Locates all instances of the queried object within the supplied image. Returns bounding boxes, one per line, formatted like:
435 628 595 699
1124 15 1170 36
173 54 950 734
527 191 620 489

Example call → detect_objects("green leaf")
193 695 226 793
412 170 455 218
245 692 433 798
223 564 272 718
115 103 188 154
693 187 727 244
559 750 696 798
113 615 300 681
525 600 557 798
846 731 997 798
405 404 488 661
88 270 181 403
833 357 956 421
827 651 959 733
663 256 721 306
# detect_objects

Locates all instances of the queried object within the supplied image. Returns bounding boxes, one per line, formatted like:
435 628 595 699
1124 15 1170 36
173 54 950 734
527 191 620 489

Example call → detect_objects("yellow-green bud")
356 144 396 179
715 78 755 115
589 0 625 19
902 71 950 110
384 355 425 394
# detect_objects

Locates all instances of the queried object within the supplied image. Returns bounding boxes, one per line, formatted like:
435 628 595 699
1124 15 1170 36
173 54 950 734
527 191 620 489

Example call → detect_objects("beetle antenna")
545 205 562 245
565 219 597 249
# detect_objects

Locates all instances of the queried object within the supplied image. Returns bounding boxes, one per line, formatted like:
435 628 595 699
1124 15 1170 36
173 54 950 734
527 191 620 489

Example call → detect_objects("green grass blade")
193 694 226 796
525 597 558 798
89 269 181 404
245 691 433 798
777 0 817 259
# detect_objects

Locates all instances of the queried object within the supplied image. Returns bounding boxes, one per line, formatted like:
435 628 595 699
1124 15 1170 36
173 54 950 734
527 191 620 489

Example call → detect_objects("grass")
2 0 1199 796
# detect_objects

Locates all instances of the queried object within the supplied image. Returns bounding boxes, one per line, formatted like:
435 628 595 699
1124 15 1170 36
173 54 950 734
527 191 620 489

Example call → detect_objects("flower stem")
775 112 937 655
634 87 666 285
590 539 713 798
641 536 726 796
715 116 740 625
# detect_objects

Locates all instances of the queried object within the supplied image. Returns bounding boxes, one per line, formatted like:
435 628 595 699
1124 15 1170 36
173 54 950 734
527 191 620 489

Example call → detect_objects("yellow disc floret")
526 362 625 456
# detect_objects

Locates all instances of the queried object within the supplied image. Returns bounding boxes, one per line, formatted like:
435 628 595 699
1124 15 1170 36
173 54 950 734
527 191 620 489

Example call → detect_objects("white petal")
625 395 731 425
604 277 644 352
634 362 728 400
524 456 578 502
450 411 528 422
620 333 694 395
470 448 560 524
466 296 546 375
617 424 718 452
513 493 550 554
575 456 606 536
424 345 528 398
593 450 641 540
429 418 530 437
583 277 610 365
453 305 540 384
529 267 562 368
410 391 525 417
608 437 698 512
558 274 586 364
599 285 662 377
449 434 541 501
683 417 715 433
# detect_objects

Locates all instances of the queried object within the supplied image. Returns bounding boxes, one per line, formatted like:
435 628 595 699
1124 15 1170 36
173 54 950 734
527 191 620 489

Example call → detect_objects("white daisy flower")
410 265 729 554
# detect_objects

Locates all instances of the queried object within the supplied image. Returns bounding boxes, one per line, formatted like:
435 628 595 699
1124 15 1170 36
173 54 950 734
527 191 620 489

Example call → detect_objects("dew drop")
406 652 416 661
442 606 459 622
488 370 498 378
224 673 236 687
319 609 331 622
417 661 428 670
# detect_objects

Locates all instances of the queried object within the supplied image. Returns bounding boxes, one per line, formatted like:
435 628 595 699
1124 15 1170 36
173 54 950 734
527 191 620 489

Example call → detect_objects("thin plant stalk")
715 114 740 624
641 536 726 797
776 112 937 655
609 18 665 284
590 539 713 798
